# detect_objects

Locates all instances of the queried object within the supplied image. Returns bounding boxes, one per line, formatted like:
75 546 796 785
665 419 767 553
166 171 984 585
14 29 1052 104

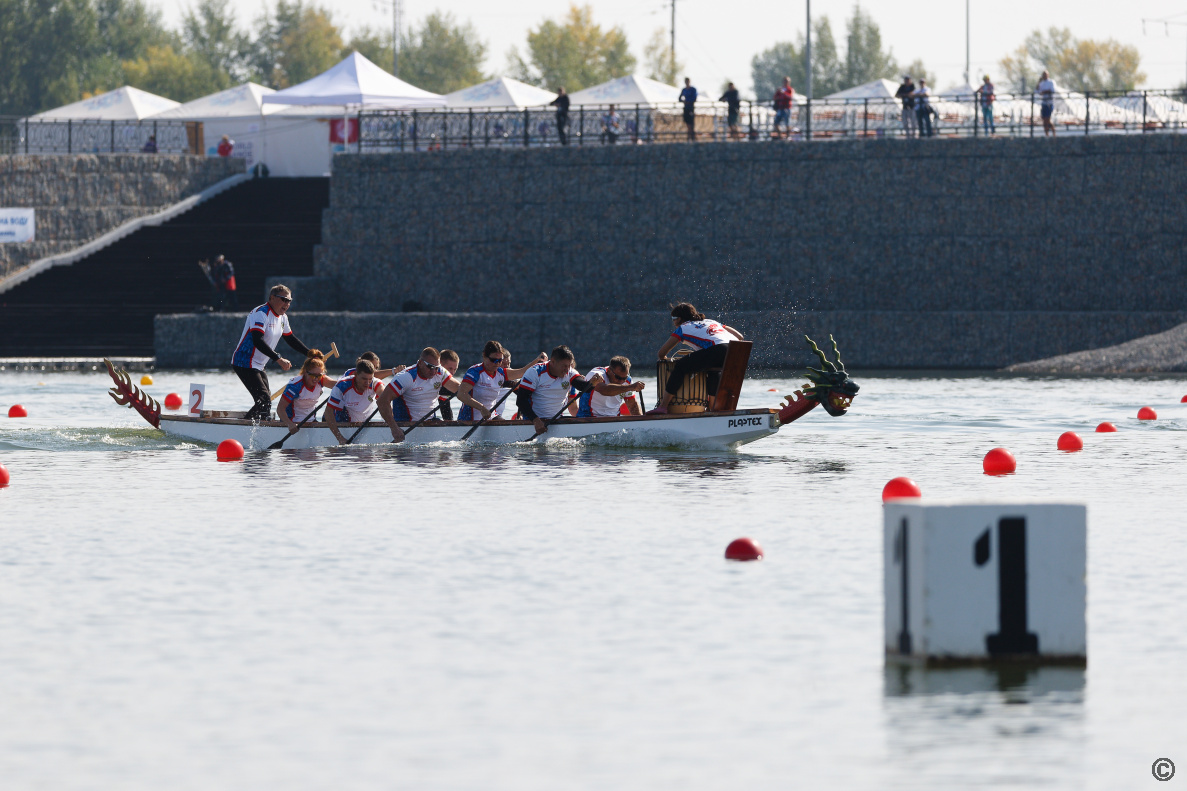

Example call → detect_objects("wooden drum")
656 359 708 413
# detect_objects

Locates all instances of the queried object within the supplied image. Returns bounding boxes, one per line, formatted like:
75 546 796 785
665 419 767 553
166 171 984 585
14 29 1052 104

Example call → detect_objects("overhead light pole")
805 0 812 139
964 0 970 85
393 0 401 76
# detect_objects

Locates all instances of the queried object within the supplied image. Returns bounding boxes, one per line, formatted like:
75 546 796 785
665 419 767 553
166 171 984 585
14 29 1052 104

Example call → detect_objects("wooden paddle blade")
328 342 339 360
714 341 752 412
268 438 287 450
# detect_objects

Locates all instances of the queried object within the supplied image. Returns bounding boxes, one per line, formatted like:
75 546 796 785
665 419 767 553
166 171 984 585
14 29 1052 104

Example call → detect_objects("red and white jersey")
577 366 637 417
328 375 384 422
519 362 580 418
231 304 292 370
387 364 450 420
280 375 324 421
672 319 733 350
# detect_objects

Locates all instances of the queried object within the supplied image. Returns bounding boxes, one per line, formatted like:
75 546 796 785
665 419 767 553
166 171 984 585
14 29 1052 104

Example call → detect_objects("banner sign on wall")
0 209 35 243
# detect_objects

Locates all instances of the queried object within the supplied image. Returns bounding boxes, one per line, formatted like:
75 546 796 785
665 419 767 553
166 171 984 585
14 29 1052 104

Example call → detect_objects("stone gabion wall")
0 155 244 280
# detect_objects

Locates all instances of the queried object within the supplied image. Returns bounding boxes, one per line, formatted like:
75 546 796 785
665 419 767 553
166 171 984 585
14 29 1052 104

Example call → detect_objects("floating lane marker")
1095 422 1117 433
217 439 245 461
164 393 183 410
882 477 922 502
0 463 9 487
1057 432 1083 452
1138 406 1157 421
725 538 763 561
983 448 1017 476
7 405 27 418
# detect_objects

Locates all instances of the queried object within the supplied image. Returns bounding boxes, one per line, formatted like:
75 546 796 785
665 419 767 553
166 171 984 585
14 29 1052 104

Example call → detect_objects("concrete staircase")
0 177 329 357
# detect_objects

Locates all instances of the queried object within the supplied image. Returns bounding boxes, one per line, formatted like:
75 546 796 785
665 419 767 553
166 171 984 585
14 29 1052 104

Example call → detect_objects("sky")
160 0 1187 96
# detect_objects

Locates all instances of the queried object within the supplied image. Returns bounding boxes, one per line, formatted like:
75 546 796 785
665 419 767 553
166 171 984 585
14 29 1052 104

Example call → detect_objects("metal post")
524 107 530 147
748 100 754 141
1084 90 1090 136
973 91 979 138
635 103 641 143
863 98 868 136
1029 92 1034 138
468 108 473 146
579 106 584 146
1142 90 1147 132
111 120 115 152
357 111 362 152
68 119 72 153
24 117 28 154
412 109 417 150
964 0 970 85
805 0 812 141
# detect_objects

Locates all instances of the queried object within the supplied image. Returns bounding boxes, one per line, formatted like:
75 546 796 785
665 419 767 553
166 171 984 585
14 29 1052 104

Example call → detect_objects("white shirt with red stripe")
328 375 384 422
387 364 449 420
519 362 580 418
231 304 292 370
280 375 324 421
672 319 733 350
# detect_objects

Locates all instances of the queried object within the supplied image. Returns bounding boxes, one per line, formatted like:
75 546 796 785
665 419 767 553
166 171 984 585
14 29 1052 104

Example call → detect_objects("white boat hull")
157 410 781 450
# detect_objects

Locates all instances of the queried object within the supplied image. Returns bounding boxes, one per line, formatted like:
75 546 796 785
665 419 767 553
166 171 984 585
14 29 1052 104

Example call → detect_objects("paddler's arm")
456 381 491 420
723 325 744 340
505 353 548 379
250 331 291 371
625 394 643 415
277 397 298 433
437 385 455 420
516 389 545 433
657 335 680 361
325 405 347 445
566 374 603 416
594 381 645 397
377 386 406 443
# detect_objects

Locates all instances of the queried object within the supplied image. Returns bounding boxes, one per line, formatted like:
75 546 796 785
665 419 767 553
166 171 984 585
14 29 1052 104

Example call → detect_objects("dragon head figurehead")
776 335 860 424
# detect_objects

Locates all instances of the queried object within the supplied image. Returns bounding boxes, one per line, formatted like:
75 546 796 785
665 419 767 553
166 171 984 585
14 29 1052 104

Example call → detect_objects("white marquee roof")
32 86 180 120
262 51 445 109
445 77 557 109
568 75 682 107
151 83 278 119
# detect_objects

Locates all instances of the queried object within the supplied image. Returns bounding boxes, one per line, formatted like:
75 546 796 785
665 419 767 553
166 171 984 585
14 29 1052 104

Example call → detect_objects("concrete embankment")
1005 321 1187 373
155 309 1187 370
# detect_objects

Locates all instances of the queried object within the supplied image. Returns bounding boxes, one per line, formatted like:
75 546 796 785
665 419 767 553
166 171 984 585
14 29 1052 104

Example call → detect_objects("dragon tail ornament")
104 358 161 429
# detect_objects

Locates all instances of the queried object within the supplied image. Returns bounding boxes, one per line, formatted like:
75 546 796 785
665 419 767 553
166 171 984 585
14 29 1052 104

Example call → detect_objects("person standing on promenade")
895 75 917 137
212 254 237 311
979 75 996 135
217 135 235 156
913 79 934 138
515 346 602 435
720 82 742 140
576 356 645 417
230 284 313 421
773 77 795 139
551 87 570 145
679 78 698 141
602 105 621 144
1037 70 1056 137
647 302 744 415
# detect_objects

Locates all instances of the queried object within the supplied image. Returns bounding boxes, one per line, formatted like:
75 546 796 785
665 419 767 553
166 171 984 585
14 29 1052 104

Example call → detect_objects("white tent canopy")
262 51 445 109
1109 92 1187 125
152 83 279 120
824 79 902 101
445 77 556 109
568 75 681 107
32 86 179 120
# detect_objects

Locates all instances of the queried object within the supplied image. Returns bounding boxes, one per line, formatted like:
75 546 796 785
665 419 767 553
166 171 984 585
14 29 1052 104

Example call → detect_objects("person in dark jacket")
895 75 917 137
719 82 742 140
679 78 698 141
551 87 570 146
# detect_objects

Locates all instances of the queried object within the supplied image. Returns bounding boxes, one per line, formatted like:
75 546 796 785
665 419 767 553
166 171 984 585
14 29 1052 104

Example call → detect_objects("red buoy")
767 387 777 392
725 537 763 561
983 447 1017 476
7 405 27 418
0 463 9 487
1181 395 1187 403
164 393 183 410
216 439 244 461
1095 422 1117 433
1138 406 1157 421
882 477 922 502
1057 431 1084 452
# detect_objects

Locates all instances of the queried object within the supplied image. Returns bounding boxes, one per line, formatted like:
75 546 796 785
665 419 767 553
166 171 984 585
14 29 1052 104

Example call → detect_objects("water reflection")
884 663 1085 700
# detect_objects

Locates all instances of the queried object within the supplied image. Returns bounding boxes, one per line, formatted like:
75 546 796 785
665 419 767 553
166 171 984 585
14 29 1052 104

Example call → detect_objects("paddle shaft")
517 390 583 443
459 380 521 441
346 392 454 445
269 394 332 449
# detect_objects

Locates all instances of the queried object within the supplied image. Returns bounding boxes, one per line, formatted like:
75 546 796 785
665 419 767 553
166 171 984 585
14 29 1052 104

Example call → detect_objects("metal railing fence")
0 118 201 155
357 88 1187 153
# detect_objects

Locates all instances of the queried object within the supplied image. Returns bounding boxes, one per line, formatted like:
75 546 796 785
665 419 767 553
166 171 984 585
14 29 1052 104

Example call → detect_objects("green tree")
841 5 897 88
0 0 101 115
899 58 935 90
398 11 487 92
750 18 840 100
122 43 224 101
508 4 635 91
643 27 682 85
999 27 1145 93
345 27 393 74
253 1 344 88
182 0 252 84
88 0 173 91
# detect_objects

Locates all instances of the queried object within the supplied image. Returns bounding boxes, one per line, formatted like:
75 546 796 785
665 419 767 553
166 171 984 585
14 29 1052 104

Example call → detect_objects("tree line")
0 0 1149 118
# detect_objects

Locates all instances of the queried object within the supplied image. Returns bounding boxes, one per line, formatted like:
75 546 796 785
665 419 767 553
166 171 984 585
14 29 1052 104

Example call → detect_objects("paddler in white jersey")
515 345 603 435
649 302 744 414
456 340 548 421
277 350 336 433
325 359 385 444
576 356 646 417
377 347 461 442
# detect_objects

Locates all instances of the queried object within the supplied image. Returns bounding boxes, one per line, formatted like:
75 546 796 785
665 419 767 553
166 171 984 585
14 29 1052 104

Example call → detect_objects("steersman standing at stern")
230 284 314 420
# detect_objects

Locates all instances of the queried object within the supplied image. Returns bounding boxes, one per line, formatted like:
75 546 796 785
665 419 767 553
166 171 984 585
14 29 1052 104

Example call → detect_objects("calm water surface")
1 369 1185 790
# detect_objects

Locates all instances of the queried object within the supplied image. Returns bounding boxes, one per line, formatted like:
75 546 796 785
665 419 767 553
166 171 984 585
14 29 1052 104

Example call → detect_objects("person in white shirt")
456 340 547 421
229 284 313 420
912 79 933 138
515 345 602 435
648 302 743 415
325 359 386 444
576 356 646 417
1037 71 1056 137
277 350 337 434
376 347 461 442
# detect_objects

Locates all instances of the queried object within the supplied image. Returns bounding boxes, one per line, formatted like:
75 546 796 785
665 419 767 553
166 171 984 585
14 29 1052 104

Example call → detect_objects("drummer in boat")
230 284 315 420
325 359 386 445
577 356 645 417
647 302 744 414
277 350 336 433
376 347 461 443
516 345 603 435
456 341 548 421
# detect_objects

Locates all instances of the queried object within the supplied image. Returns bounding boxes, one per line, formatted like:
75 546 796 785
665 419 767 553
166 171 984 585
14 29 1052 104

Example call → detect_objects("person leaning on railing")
602 105 621 144
680 78 698 142
551 87 570 146
773 77 794 139
720 82 742 140
979 75 996 135
895 75 917 138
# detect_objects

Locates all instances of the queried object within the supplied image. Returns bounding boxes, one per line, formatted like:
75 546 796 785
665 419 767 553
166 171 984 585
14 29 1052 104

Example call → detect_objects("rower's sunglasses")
487 356 504 363
609 370 629 382
275 295 292 303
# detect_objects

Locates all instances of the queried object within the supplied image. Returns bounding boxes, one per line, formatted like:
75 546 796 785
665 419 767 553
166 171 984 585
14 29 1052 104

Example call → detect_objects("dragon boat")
104 337 859 450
